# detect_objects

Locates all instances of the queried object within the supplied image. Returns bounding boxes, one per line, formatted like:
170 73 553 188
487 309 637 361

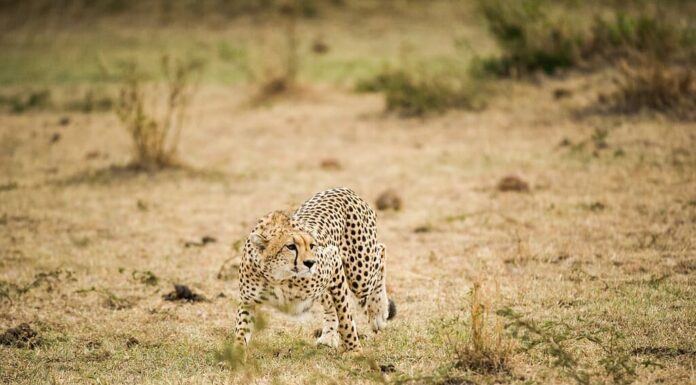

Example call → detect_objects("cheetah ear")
250 233 268 252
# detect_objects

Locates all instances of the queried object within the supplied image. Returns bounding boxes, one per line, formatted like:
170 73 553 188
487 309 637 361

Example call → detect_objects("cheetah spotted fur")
233 187 396 353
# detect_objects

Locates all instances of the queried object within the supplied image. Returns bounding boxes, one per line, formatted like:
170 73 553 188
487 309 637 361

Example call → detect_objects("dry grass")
2 78 694 384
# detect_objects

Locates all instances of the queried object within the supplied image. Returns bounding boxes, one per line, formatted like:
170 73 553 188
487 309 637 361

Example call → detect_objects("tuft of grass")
453 282 512 375
115 55 202 170
131 270 159 286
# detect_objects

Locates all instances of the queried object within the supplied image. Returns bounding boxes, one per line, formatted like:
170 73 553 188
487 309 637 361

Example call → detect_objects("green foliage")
497 307 657 385
477 1 696 77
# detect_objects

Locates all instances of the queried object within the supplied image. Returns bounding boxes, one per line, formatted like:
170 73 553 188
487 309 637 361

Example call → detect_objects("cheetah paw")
370 314 388 333
316 331 340 348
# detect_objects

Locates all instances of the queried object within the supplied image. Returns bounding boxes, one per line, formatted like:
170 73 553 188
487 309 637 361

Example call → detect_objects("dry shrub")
604 60 696 120
116 56 202 170
454 282 512 375
248 1 303 102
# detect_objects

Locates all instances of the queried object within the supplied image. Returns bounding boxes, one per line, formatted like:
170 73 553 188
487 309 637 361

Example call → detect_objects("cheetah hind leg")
316 291 340 348
367 243 396 333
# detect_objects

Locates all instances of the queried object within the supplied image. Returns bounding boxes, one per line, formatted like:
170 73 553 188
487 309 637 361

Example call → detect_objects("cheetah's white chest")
270 285 316 316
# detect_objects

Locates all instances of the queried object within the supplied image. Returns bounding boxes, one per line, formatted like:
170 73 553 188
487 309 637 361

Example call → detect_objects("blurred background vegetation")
0 0 694 120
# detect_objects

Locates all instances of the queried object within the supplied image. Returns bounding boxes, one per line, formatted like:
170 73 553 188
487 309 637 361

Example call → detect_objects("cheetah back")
292 188 380 300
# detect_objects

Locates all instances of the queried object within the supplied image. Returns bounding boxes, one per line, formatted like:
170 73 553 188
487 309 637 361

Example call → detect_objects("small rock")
0 323 40 349
319 158 342 171
85 151 100 159
312 39 329 54
497 175 529 192
49 132 61 144
553 88 572 99
376 189 402 211
58 116 70 126
413 225 432 233
163 284 206 302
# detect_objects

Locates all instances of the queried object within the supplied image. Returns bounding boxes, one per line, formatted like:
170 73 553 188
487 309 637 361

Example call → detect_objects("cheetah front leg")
316 291 340 348
233 274 268 355
234 302 255 347
329 272 362 353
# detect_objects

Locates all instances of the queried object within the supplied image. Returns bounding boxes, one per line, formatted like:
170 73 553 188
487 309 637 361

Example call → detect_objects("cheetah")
233 187 396 353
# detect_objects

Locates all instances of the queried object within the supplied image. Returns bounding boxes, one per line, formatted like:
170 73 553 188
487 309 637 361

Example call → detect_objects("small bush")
357 68 484 117
478 1 695 77
116 56 202 170
584 13 692 63
0 89 51 113
604 60 696 120
477 0 581 76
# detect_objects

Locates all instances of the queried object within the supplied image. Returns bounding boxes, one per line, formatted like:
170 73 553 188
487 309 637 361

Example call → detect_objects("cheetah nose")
303 260 316 269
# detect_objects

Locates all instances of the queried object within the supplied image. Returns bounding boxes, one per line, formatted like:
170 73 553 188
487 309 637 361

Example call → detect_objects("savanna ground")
1 1 695 384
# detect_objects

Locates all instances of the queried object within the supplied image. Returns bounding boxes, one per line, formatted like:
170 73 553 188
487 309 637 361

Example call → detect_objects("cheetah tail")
387 298 397 320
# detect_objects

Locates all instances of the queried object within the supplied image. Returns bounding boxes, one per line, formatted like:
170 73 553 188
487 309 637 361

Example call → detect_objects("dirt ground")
1 71 695 384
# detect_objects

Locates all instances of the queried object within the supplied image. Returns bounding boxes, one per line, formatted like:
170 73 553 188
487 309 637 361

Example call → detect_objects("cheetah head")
249 211 318 282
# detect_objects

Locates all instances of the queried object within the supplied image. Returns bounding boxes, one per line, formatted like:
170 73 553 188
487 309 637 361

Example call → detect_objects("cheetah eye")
309 244 315 250
286 244 297 251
